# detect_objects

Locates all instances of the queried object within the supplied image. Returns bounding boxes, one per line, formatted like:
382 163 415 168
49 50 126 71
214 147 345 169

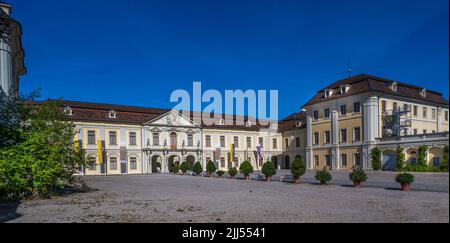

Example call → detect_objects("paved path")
3 172 448 223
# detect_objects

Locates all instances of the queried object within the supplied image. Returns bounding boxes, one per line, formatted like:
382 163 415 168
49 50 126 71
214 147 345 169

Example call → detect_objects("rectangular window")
432 108 436 120
206 157 212 163
88 157 97 170
423 130 427 134
295 137 301 148
354 153 361 167
340 105 347 116
340 129 347 143
247 137 252 148
353 127 361 141
314 132 320 145
285 138 289 149
393 102 397 111
403 104 409 113
187 134 194 146
445 111 449 121
313 111 319 120
325 154 331 168
259 137 264 148
129 132 137 146
153 133 159 146
234 136 239 148
382 101 387 113
413 106 418 117
353 102 361 113
423 107 427 119
220 136 225 148
109 131 117 145
220 157 226 168
88 131 96 145
110 157 118 170
341 154 348 167
413 129 418 135
410 158 417 165
205 135 211 147
273 138 277 149
314 155 320 167
130 157 137 170
324 131 331 144
324 108 330 119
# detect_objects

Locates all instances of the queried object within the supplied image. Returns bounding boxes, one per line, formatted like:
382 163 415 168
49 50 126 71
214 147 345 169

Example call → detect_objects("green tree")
206 161 217 175
262 161 276 179
396 146 406 171
193 162 203 176
418 145 429 167
239 161 254 177
291 157 306 180
441 145 449 172
371 148 382 171
0 98 87 200
179 162 190 174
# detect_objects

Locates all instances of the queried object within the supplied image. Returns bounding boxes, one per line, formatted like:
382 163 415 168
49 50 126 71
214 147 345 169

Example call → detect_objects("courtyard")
1 171 449 223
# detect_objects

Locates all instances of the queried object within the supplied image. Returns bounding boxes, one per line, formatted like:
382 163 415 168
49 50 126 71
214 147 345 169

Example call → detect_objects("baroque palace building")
59 74 449 176
0 3 448 175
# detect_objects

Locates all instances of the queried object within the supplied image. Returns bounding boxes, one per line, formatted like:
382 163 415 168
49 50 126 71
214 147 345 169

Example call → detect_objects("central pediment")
144 110 200 127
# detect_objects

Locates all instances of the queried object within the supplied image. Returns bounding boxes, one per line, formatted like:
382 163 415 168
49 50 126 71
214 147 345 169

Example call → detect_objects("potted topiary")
291 157 306 184
239 161 254 180
349 166 367 188
315 167 332 185
262 161 276 181
216 170 225 177
206 160 217 177
192 162 203 176
395 173 414 192
179 161 190 175
228 167 238 179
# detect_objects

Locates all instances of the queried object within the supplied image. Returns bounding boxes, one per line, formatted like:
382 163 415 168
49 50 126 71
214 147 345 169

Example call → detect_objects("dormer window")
390 82 398 92
219 119 225 125
246 121 252 127
420 89 427 98
64 106 73 116
109 110 117 119
324 89 335 98
271 123 278 130
296 122 302 128
340 85 351 94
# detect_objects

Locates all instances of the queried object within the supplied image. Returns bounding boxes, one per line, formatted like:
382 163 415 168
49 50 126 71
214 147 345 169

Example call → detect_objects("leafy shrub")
395 173 414 185
404 164 440 173
262 161 276 178
206 161 216 174
239 161 254 176
291 157 306 179
349 167 368 184
179 162 190 173
371 148 382 171
396 146 406 171
228 167 238 178
216 170 225 177
193 162 203 175
441 145 449 172
315 167 332 184
418 145 429 167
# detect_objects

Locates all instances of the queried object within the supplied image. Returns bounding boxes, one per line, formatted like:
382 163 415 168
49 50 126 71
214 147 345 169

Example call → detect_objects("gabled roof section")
303 74 449 107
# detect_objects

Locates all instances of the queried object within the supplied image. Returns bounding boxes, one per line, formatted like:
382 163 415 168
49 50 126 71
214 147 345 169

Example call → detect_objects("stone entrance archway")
168 155 181 173
151 155 162 173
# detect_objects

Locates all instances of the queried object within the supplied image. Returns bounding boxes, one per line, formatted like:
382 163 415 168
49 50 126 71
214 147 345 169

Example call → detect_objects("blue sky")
11 0 450 119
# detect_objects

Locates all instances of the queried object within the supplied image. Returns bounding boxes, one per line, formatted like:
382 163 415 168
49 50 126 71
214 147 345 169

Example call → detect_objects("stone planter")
266 176 272 182
401 184 410 192
245 175 251 181
294 177 301 184
353 182 361 188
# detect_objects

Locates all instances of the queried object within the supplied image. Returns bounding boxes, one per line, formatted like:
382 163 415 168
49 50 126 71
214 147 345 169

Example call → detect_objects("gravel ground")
3 171 449 223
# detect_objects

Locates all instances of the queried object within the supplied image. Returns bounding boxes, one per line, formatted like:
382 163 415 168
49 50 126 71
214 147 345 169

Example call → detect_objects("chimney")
0 2 12 15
